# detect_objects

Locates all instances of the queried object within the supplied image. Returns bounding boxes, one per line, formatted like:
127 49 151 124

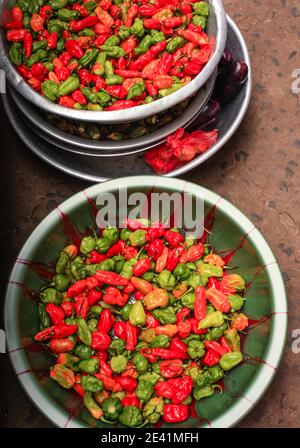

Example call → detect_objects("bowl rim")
5 176 288 428
0 0 227 124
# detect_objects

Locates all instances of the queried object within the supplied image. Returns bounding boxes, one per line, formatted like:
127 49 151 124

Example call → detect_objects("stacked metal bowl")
0 0 251 180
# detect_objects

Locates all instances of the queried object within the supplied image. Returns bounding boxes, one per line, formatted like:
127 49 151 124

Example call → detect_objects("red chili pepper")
149 41 167 57
65 39 85 59
4 20 24 30
155 375 192 404
78 68 93 85
121 395 140 408
73 3 89 17
139 5 157 16
125 321 137 351
176 308 191 323
99 359 112 377
34 326 56 341
31 62 48 80
115 56 126 70
129 52 154 71
60 301 73 317
163 404 188 423
205 287 231 313
30 13 44 32
125 4 138 27
220 336 232 353
73 383 85 397
194 286 207 321
204 340 227 356
97 309 115 333
169 338 187 354
47 31 58 49
180 243 205 263
95 270 129 286
177 28 208 46
115 375 137 392
139 347 158 363
6 29 27 42
55 66 71 82
105 99 138 110
58 95 76 108
72 89 87 105
103 286 128 306
163 230 184 246
202 348 220 366
121 36 137 54
96 350 108 363
66 279 87 298
187 23 204 34
69 16 99 32
123 282 135 294
132 258 151 277
17 65 32 79
122 245 138 260
179 3 192 14
95 373 122 392
163 16 185 29
165 246 185 271
155 246 169 273
146 238 164 260
113 321 127 340
109 4 121 18
151 348 189 360
106 240 125 257
11 6 23 22
143 18 161 30
49 338 74 353
145 312 160 329
93 34 109 47
160 359 183 378
94 22 111 35
177 319 192 338
52 323 78 339
45 303 65 325
88 251 107 264
91 331 111 351
23 31 32 59
39 5 53 20
189 318 207 335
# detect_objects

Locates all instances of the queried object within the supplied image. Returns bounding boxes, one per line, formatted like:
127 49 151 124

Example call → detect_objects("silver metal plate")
1 16 251 182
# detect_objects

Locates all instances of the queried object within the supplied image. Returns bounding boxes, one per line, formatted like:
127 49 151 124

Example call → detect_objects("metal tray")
1 16 251 181
9 73 216 155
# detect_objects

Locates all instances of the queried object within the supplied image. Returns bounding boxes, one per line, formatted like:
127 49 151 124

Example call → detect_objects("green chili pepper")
9 43 22 66
133 354 149 373
102 227 119 243
128 229 147 246
28 0 39 14
53 274 70 292
111 391 126 400
84 392 103 419
93 51 106 75
79 48 99 68
17 0 30 12
120 228 132 241
181 291 196 309
40 288 62 305
127 81 145 100
82 375 103 392
90 305 103 315
47 18 68 34
183 334 201 344
58 353 80 371
187 340 205 359
134 341 148 352
224 328 240 351
57 8 78 21
144 96 154 104
138 372 160 385
119 258 137 279
49 0 68 10
58 76 80 96
79 358 99 374
100 45 126 58
186 365 200 383
131 18 144 38
109 339 126 356
159 82 184 97
205 323 227 341
27 49 47 67
186 272 202 289
38 303 51 330
110 355 127 373
98 258 115 271
166 36 185 54
142 271 154 282
192 15 207 28
102 397 123 421
43 60 54 71
78 28 96 37
87 103 102 111
56 37 65 52
198 311 224 329
152 307 176 324
105 35 120 47
129 301 146 326
75 344 93 360
157 270 177 291
196 366 224 388
119 406 144 427
136 380 153 403
229 294 244 311
150 335 170 348
142 396 164 424
84 0 97 13
173 263 190 280
118 26 132 40
76 318 92 347
151 361 161 375
80 236 95 254
32 39 47 52
50 364 75 389
193 1 209 16
87 318 98 332
95 237 111 253
105 74 124 85
150 30 165 44
134 35 153 55
193 385 215 401
119 303 132 320
42 80 59 101
219 351 243 371
198 262 223 278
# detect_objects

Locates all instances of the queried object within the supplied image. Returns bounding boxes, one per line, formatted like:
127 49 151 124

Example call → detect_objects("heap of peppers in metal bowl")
34 220 249 427
6 0 213 111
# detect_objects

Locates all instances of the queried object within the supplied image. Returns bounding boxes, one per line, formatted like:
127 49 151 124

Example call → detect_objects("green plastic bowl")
5 176 288 428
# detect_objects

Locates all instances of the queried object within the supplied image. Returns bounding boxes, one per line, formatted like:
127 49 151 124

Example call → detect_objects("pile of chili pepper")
5 0 213 111
35 219 249 426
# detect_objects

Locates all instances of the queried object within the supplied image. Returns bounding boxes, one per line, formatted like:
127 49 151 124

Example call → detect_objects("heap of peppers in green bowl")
5 0 213 111
34 219 249 427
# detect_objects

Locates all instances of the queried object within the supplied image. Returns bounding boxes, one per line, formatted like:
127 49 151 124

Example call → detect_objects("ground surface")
0 0 299 428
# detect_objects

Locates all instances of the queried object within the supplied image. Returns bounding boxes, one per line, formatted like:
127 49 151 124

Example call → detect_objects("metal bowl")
0 0 227 123
1 16 250 179
9 71 217 154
